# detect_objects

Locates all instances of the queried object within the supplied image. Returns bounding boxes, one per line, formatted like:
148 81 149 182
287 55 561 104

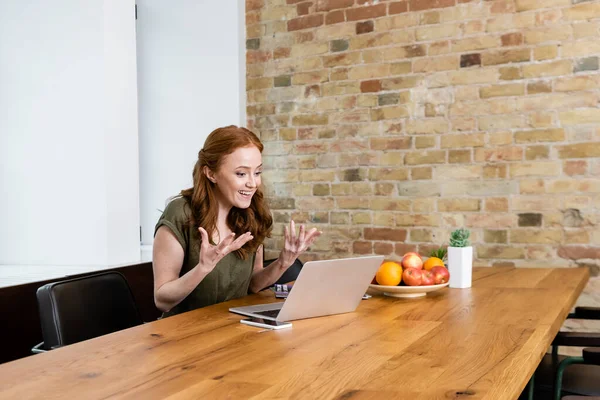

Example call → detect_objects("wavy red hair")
179 125 273 259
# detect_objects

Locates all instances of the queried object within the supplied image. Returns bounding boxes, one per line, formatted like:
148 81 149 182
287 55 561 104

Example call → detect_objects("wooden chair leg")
554 356 585 400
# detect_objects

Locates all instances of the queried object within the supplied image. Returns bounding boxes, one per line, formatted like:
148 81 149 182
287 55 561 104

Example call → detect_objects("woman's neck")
215 202 232 242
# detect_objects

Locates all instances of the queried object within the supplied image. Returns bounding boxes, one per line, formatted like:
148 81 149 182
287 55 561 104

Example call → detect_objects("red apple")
402 254 423 270
421 270 435 286
402 268 422 286
403 252 422 260
431 266 450 285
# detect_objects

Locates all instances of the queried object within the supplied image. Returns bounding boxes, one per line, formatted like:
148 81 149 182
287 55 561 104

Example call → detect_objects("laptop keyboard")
255 309 281 318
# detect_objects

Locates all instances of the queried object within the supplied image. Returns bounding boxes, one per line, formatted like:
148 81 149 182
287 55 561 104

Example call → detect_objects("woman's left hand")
277 220 321 269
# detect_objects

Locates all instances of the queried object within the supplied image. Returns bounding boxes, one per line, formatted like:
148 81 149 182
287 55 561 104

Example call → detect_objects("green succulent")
449 228 470 248
429 247 447 261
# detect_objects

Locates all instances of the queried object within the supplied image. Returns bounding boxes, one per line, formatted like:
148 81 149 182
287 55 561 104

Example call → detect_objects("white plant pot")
447 246 473 288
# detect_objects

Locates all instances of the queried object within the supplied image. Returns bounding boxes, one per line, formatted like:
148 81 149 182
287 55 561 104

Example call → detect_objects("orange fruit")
376 261 403 286
423 257 445 271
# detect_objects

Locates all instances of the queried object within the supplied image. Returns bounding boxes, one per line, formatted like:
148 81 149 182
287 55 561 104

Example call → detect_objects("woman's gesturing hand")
197 228 253 273
278 220 321 268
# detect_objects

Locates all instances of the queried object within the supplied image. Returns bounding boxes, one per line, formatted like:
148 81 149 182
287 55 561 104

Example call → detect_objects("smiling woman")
152 126 321 317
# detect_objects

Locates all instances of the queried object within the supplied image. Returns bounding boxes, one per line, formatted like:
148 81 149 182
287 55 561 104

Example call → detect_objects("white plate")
368 282 449 298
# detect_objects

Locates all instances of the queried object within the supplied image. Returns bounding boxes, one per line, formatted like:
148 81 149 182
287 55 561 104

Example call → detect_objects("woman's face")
208 145 263 210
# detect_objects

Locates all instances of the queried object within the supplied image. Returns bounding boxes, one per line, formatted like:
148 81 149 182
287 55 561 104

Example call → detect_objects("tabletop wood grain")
0 266 588 400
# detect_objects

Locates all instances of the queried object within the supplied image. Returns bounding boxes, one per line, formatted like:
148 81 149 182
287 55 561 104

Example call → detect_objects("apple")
421 270 435 286
403 252 422 260
402 254 423 270
402 268 422 286
431 266 450 285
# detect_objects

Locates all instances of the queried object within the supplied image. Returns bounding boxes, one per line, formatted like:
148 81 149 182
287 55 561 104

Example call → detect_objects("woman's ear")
203 166 217 183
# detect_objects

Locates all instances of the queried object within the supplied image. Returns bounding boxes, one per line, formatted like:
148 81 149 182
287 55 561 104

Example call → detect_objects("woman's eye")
236 172 246 177
255 171 262 176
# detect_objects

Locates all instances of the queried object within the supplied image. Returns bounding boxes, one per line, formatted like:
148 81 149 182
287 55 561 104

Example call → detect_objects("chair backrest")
36 271 143 349
264 258 304 285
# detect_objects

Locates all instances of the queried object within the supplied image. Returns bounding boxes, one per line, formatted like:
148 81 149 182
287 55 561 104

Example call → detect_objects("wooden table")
0 267 588 400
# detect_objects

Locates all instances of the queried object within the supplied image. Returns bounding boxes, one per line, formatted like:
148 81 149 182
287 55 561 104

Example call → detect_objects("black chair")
32 271 143 353
527 307 600 399
263 258 304 286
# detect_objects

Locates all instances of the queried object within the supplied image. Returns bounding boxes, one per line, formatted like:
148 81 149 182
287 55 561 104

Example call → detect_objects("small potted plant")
448 228 472 288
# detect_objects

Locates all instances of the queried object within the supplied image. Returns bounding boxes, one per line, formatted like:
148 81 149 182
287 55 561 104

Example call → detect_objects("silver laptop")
229 255 384 322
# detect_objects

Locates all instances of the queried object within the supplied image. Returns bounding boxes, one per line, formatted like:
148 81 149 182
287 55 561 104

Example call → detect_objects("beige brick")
555 75 600 92
564 230 590 244
322 52 361 68
436 165 482 179
480 84 525 98
561 39 600 57
477 245 525 259
438 198 480 212
378 152 406 166
573 22 600 39
484 230 508 243
509 161 561 177
518 93 597 111
381 76 421 90
515 128 565 143
415 23 459 41
429 41 451 55
511 229 562 244
466 213 515 228
351 212 372 225
415 136 437 149
375 14 419 31
410 229 433 243
396 214 439 227
516 0 569 11
441 133 486 148
482 48 531 66
322 81 361 96
412 198 436 213
290 42 329 58
405 150 446 165
390 61 412 75
519 179 545 194
406 118 449 134
292 70 329 85
298 169 336 181
559 109 600 125
413 56 459 72
454 86 480 101
449 68 499 85
349 32 394 51
475 147 523 162
362 49 382 64
451 117 477 132
462 20 485 35
525 145 550 160
330 212 349 225
546 180 578 193
479 115 527 130
412 166 433 180
383 44 426 61
292 114 329 126
489 131 513 146
451 36 499 52
348 64 391 80
448 149 472 164
370 198 411 211
370 106 409 121
357 94 378 107
485 197 509 212
524 26 573 44
337 197 370 209
528 112 555 128
486 14 535 33
556 142 600 159
368 167 409 181
499 66 523 80
534 45 558 61
564 2 600 21
527 81 552 94
522 60 571 78
440 3 488 22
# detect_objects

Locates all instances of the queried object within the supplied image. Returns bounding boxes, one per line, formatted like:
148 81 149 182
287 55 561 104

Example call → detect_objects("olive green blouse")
154 197 255 317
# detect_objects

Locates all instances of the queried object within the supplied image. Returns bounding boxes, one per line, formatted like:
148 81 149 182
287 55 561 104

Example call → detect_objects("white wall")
0 0 140 265
137 0 246 247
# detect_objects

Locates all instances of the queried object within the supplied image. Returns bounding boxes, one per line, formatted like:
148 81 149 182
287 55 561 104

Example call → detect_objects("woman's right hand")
197 228 253 273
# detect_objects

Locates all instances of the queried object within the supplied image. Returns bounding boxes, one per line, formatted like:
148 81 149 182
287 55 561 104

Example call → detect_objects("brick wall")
245 0 600 289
